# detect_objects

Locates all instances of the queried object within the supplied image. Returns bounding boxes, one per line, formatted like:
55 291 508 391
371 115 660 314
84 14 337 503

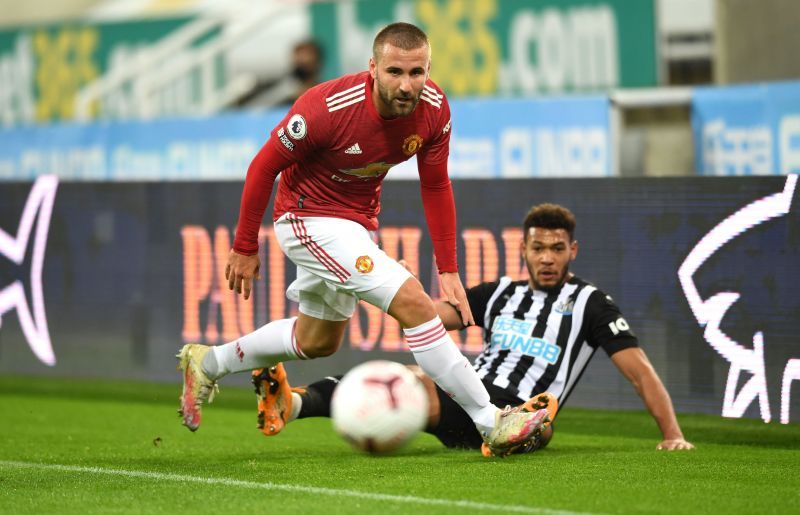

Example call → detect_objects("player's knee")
294 315 348 359
297 338 340 358
296 329 343 358
388 279 436 327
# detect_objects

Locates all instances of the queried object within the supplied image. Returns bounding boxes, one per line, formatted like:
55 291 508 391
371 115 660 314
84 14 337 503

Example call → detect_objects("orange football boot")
522 391 559 421
252 364 293 436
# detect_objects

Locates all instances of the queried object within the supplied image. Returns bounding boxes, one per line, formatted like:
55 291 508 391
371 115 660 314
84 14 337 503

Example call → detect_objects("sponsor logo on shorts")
355 255 374 274
287 114 307 140
277 127 294 151
402 134 423 156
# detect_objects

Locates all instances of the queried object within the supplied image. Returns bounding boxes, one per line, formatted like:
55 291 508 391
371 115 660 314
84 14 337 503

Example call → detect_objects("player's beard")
376 79 420 118
528 262 570 293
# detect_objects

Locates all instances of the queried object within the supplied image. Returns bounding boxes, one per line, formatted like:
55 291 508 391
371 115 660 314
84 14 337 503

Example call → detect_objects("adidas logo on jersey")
344 143 363 155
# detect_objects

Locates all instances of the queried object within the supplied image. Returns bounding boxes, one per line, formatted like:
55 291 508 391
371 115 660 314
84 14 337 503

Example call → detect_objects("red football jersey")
268 71 452 230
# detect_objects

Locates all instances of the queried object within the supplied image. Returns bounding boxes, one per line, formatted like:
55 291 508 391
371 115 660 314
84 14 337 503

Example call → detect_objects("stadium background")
1 0 798 427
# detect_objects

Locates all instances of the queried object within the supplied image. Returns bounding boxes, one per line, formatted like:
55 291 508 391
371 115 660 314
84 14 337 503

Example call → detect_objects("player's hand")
225 249 261 300
656 438 695 451
439 272 474 327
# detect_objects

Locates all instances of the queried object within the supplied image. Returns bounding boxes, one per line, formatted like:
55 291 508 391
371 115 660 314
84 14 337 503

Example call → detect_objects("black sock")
297 375 342 419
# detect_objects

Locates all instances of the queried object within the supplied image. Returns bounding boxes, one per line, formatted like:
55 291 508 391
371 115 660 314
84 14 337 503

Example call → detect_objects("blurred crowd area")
0 0 799 177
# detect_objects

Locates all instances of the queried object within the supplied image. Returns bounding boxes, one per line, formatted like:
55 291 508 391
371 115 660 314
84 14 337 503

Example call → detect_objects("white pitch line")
0 460 594 515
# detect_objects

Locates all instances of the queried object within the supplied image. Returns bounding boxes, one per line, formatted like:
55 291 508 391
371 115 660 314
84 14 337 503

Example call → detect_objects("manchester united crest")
355 255 374 274
402 134 424 156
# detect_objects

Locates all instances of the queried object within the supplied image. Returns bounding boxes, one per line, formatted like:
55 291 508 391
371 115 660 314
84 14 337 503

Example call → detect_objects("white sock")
289 392 302 422
405 316 498 435
202 317 306 380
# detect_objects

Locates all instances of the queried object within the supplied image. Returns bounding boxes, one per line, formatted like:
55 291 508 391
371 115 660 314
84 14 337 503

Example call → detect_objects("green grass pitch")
1 375 798 514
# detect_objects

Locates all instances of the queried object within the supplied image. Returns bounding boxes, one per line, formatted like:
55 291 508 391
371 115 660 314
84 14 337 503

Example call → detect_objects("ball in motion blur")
331 360 429 454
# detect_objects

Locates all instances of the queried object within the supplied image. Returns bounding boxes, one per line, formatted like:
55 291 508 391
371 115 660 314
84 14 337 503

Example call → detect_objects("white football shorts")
274 213 414 321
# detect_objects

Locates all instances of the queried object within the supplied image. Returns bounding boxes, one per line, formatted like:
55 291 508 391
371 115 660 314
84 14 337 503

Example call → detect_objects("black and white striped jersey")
467 275 638 407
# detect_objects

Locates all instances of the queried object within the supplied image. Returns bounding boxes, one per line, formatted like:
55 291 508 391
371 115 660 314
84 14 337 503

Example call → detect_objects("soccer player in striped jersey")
177 22 549 457
258 203 694 455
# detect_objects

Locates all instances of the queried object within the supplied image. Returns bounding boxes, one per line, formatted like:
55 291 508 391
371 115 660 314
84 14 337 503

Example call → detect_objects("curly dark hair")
523 203 576 241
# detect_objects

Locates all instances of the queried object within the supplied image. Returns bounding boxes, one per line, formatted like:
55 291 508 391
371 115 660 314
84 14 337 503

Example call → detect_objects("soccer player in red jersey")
177 22 549 456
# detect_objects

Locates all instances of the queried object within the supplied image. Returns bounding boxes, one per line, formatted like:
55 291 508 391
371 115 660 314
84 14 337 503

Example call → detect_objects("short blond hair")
372 22 429 60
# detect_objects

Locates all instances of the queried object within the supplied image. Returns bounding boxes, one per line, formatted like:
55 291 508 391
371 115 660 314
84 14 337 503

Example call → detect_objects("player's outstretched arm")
229 141 293 300
610 347 695 451
416 159 473 326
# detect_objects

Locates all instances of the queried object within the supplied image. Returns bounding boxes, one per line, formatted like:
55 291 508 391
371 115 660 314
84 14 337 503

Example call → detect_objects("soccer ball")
331 360 429 454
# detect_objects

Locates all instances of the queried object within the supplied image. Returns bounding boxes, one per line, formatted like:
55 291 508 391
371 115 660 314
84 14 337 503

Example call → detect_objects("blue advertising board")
0 95 611 181
446 96 610 178
0 111 280 181
692 81 800 175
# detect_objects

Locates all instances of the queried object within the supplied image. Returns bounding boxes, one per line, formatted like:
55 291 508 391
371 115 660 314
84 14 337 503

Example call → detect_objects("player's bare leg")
294 314 348 358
